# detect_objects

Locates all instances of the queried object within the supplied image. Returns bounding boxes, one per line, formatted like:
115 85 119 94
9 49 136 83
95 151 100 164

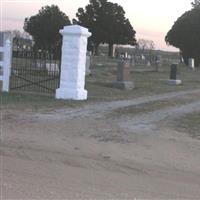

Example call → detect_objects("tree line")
165 0 200 66
24 0 136 57
24 0 200 64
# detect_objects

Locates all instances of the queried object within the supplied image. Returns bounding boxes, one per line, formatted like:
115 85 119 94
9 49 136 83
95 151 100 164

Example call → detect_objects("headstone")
167 63 182 85
170 64 177 80
188 58 195 70
56 25 91 100
155 55 161 71
180 56 184 63
147 61 151 67
0 32 4 46
87 51 92 56
86 51 91 75
113 59 134 90
130 56 135 66
112 45 116 58
141 54 145 60
125 52 128 59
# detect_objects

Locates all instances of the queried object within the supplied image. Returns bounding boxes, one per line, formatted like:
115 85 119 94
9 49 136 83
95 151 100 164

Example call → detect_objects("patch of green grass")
87 63 200 100
1 57 200 109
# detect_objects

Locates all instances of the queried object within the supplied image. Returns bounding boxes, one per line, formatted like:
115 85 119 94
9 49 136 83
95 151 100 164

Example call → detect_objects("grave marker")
167 63 182 85
113 59 134 90
86 52 91 75
188 58 195 70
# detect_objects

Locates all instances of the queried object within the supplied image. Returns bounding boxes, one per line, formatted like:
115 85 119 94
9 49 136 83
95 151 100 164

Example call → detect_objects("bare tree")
136 38 155 61
136 39 155 51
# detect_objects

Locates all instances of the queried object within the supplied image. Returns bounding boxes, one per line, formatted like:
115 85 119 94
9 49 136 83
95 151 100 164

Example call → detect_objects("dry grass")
109 97 197 118
0 92 88 111
1 56 200 110
171 112 200 139
86 59 200 100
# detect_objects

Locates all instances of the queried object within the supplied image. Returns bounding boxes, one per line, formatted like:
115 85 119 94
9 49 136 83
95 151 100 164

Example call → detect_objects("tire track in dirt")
35 89 200 120
2 89 200 199
119 101 200 133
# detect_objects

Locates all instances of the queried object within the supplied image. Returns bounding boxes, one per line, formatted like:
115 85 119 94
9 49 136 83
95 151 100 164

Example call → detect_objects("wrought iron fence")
10 50 61 95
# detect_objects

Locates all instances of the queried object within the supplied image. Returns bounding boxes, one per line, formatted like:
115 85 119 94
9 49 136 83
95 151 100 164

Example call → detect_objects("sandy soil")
1 89 200 199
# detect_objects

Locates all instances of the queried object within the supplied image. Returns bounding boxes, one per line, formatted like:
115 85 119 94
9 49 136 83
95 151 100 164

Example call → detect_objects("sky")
0 0 192 51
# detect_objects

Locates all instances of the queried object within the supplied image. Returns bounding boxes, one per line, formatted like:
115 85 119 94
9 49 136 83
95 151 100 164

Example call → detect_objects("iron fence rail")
10 50 61 95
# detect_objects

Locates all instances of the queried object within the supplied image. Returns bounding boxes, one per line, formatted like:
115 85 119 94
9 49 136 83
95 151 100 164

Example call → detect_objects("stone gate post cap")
60 25 91 37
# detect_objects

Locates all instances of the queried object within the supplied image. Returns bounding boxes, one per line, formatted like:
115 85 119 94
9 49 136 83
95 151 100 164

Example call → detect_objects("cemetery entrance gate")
10 50 61 95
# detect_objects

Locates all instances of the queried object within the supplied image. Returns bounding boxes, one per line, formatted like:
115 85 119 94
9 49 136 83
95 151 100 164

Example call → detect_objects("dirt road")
1 89 200 199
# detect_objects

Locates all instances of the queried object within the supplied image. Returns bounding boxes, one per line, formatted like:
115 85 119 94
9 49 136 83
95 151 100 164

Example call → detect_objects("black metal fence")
10 50 61 95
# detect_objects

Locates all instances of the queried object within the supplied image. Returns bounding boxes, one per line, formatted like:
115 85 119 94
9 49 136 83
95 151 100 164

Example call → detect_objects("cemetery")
1 26 200 198
1 1 200 199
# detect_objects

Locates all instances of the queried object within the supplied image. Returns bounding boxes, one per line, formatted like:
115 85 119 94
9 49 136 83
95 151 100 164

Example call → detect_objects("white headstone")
112 45 116 58
86 52 91 75
188 58 195 70
141 54 145 60
147 61 151 67
56 25 91 100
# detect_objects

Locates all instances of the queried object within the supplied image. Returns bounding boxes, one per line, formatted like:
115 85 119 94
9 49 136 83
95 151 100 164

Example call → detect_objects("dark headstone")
0 52 3 61
0 32 4 46
168 63 182 85
170 64 177 80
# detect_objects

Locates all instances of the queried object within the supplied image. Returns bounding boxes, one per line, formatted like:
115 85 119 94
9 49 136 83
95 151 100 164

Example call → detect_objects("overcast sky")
1 0 192 51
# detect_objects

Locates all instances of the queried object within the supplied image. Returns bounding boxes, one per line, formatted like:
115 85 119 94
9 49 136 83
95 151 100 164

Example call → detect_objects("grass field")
1 55 200 109
87 56 200 99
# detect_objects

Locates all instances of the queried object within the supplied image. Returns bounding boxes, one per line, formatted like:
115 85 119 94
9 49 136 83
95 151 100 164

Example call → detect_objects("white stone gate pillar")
56 25 91 100
2 39 12 92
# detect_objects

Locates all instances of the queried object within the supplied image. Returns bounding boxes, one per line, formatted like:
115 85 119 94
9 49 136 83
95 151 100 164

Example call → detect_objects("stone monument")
113 59 134 90
0 32 3 46
188 58 195 70
167 63 182 85
86 51 91 75
147 61 151 67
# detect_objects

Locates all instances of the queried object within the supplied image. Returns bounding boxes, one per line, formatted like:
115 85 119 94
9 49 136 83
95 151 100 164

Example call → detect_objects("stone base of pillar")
167 79 182 85
56 88 88 100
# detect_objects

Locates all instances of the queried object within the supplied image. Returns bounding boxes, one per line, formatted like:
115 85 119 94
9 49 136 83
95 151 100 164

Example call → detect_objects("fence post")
2 39 12 92
56 25 91 100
